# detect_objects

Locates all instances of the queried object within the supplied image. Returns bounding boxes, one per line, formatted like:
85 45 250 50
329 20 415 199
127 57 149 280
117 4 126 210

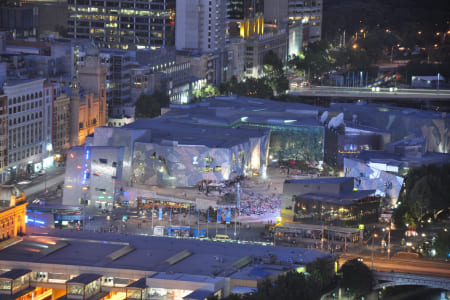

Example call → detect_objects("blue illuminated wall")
63 146 124 210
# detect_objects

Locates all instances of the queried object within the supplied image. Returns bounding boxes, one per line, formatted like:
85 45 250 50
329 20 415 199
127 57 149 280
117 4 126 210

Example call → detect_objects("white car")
29 174 39 179
17 180 32 185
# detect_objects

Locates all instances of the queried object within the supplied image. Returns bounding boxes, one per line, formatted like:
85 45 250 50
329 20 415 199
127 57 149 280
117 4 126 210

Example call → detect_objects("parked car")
17 180 32 185
38 169 46 175
29 173 39 179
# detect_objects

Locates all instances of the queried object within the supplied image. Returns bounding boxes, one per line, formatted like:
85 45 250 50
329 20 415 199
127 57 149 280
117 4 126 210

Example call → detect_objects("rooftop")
125 118 270 148
285 177 352 185
297 190 376 205
0 231 332 277
0 269 31 280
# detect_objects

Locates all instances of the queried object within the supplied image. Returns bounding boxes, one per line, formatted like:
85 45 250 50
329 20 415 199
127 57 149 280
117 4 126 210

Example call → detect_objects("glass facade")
293 195 380 227
240 122 324 163
68 0 175 49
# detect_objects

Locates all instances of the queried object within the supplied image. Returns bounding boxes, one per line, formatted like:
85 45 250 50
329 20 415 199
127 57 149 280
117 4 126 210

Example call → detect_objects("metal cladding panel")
92 127 147 187
63 147 87 206
132 142 238 187
63 146 124 210
344 158 403 205
90 147 124 210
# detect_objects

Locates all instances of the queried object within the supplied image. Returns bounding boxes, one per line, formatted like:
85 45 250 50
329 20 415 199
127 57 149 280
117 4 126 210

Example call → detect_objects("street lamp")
371 230 378 270
44 143 52 194
387 224 391 259
437 73 440 91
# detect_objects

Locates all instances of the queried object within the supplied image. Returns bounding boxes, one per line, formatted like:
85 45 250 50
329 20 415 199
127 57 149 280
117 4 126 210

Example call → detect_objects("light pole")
151 200 154 234
371 229 378 270
437 73 440 91
44 143 52 194
234 182 241 240
387 224 391 259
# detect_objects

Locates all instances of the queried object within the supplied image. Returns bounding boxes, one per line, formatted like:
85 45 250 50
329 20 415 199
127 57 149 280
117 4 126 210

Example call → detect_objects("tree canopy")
340 259 373 297
208 258 335 300
434 230 450 258
393 164 450 229
134 90 170 119
263 50 289 95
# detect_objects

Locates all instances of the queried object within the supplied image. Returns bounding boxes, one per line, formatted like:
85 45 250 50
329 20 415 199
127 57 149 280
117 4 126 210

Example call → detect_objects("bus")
167 226 191 237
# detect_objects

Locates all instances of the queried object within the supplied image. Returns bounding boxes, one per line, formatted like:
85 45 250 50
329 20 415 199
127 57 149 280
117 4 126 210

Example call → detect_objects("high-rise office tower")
228 0 264 38
175 0 229 52
264 0 322 42
68 0 175 49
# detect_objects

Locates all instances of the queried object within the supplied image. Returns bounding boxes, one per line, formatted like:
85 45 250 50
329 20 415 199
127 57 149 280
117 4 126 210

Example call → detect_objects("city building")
228 0 264 38
175 0 231 85
328 103 449 155
175 0 228 53
230 25 288 79
69 49 108 147
0 231 333 299
176 50 229 86
22 0 68 38
323 120 391 170
67 0 175 49
42 83 54 168
280 177 379 225
0 6 39 39
64 146 124 210
99 50 136 118
62 95 325 209
163 96 323 164
135 47 192 104
264 0 323 43
0 184 26 244
3 78 46 181
63 120 270 209
0 95 7 184
343 138 450 205
52 87 71 162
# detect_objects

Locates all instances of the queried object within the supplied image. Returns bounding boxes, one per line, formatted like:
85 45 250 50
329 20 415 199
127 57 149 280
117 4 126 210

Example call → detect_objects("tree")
134 90 170 119
340 259 373 297
434 230 450 258
307 257 335 291
248 271 321 300
192 85 219 101
263 51 289 94
409 176 432 220
393 164 450 229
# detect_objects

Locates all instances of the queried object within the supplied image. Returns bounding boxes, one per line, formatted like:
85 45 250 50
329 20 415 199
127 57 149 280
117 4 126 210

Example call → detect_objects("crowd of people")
238 191 281 216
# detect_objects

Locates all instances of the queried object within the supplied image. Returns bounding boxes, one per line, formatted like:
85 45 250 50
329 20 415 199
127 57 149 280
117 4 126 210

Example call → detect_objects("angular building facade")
63 146 124 210
62 119 270 209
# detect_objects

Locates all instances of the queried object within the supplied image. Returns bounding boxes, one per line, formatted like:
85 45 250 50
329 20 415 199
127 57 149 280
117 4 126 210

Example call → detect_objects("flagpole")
188 204 191 227
151 200 154 234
